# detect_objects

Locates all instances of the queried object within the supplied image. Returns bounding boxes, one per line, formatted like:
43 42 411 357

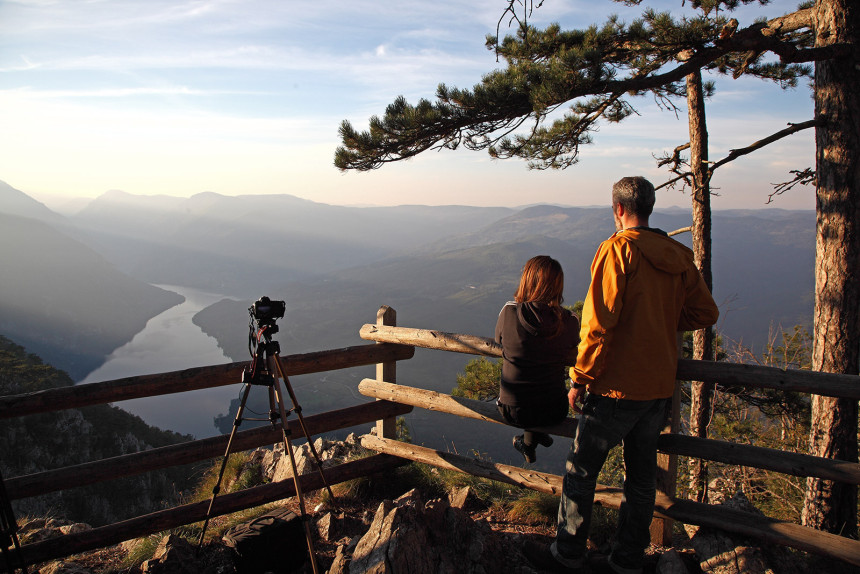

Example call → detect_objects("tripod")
198 310 334 574
0 469 27 574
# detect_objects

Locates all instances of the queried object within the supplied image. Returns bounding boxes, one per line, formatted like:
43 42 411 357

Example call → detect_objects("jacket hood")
517 301 561 337
619 227 694 275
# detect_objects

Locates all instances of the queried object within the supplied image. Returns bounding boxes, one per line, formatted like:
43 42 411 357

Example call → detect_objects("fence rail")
359 323 860 399
356 319 860 567
5 400 412 500
0 342 414 418
2 312 859 569
357 378 860 485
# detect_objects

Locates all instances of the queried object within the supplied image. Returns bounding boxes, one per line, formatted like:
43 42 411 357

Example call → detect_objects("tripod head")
245 296 286 387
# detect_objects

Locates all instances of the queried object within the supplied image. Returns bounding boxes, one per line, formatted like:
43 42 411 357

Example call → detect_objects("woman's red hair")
514 255 564 306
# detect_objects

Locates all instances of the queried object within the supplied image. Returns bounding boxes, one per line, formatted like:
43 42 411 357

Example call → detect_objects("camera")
250 296 286 325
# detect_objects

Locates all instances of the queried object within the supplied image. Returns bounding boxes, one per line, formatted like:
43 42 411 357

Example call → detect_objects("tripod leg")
270 353 336 501
268 374 321 574
197 381 253 549
1 470 28 573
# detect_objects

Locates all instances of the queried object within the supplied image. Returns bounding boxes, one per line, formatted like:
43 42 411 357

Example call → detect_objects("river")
79 285 239 439
77 286 570 470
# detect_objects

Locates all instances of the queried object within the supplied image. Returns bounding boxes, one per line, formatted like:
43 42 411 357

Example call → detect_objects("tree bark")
803 0 860 537
686 69 717 503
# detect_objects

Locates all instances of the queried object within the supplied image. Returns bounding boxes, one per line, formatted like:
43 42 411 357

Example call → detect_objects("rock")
656 548 692 574
141 534 196 574
20 518 89 545
315 509 368 543
689 492 803 574
347 489 508 574
317 512 336 542
59 523 91 535
448 486 479 511
328 544 350 574
38 561 93 574
269 437 364 483
698 546 770 574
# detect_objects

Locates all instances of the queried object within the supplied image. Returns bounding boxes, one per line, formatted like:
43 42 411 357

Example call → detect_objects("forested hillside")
0 335 198 526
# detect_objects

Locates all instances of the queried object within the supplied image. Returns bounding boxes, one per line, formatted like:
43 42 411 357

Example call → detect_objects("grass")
187 451 265 504
507 491 559 524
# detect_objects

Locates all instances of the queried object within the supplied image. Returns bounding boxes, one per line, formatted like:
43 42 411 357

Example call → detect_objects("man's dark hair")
612 176 655 218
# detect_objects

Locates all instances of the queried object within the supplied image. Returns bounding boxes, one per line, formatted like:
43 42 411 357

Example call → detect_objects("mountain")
0 179 67 226
0 182 815 460
413 204 816 353
68 190 514 297
0 209 183 379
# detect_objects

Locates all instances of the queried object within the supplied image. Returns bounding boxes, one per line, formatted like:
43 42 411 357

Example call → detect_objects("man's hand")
568 385 586 414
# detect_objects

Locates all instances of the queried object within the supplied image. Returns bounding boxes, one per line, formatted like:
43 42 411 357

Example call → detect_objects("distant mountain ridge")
68 189 514 296
0 181 815 448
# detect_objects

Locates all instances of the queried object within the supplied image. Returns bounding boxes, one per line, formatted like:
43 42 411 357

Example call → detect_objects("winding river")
80 285 238 439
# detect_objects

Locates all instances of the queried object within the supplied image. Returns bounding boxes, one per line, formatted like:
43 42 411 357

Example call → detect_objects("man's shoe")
513 434 536 463
522 540 583 573
588 553 641 574
586 553 615 574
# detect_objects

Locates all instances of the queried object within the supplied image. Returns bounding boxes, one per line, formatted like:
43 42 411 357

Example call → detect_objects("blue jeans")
554 394 669 572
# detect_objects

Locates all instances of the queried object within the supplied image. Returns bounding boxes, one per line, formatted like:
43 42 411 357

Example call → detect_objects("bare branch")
768 168 816 204
707 120 818 174
669 226 692 237
494 1 546 58
655 172 691 192
656 142 691 170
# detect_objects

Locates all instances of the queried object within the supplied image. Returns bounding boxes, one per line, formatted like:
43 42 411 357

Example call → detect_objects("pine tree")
335 0 858 536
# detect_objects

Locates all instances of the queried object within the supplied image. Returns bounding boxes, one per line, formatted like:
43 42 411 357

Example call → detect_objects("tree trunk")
803 0 860 537
686 69 716 503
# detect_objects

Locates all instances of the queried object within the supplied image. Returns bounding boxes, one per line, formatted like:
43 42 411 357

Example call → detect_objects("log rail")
356 321 860 567
2 313 859 568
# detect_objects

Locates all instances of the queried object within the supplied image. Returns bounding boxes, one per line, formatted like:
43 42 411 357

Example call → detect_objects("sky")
0 0 816 211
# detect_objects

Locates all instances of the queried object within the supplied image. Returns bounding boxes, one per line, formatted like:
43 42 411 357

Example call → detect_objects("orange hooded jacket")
571 227 719 400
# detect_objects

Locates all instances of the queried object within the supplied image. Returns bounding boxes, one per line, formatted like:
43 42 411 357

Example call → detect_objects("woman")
495 255 580 463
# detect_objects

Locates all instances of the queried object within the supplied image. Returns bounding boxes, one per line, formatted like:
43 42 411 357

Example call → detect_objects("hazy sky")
1 0 815 211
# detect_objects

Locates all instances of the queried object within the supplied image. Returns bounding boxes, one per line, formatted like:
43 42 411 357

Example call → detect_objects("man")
525 176 719 574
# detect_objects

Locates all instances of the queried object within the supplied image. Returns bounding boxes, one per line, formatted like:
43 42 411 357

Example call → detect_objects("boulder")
141 534 197 574
59 523 91 536
447 486 480 511
655 548 693 574
689 491 804 574
347 489 509 574
268 437 363 483
38 562 93 574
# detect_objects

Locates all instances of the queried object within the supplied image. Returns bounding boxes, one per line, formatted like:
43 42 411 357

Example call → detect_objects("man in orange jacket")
525 176 719 574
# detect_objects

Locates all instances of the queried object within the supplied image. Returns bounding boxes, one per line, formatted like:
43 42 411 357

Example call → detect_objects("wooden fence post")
651 381 681 546
375 306 397 439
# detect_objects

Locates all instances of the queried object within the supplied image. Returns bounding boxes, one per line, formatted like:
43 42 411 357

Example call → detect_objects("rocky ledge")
20 435 831 574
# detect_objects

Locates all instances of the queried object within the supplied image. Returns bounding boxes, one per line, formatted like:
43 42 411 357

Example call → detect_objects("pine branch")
334 7 838 172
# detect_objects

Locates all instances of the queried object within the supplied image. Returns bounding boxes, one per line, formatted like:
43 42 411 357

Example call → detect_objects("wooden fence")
1 306 859 569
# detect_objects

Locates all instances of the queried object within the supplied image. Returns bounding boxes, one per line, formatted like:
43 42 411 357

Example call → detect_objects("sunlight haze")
0 0 815 211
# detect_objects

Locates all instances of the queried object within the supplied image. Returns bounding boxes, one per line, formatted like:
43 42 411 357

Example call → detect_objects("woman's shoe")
513 435 536 463
535 433 554 448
